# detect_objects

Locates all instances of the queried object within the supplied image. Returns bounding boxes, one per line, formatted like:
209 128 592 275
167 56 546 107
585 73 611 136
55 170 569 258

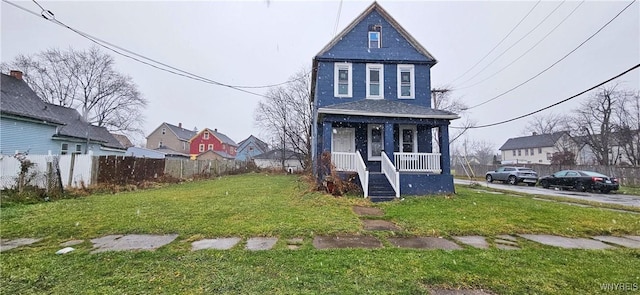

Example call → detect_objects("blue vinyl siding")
0 118 59 155
318 10 431 62
236 138 267 161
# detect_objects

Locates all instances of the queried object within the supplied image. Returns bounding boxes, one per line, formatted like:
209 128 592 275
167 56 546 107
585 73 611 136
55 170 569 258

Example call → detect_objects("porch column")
384 122 394 161
438 123 451 175
322 121 332 153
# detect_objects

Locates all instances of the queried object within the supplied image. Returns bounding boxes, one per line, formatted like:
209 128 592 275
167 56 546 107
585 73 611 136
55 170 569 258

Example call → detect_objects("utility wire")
461 0 636 111
446 0 541 85
4 0 308 92
456 1 566 87
454 1 585 91
451 63 640 129
333 0 343 37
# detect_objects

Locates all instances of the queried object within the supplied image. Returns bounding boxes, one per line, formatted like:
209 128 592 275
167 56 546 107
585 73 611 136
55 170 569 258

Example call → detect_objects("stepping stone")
286 238 303 250
362 219 401 231
532 198 554 202
592 236 640 248
246 237 278 251
60 240 84 247
313 236 382 249
625 236 640 242
90 234 178 253
0 238 42 252
352 206 384 216
519 234 614 249
496 235 517 242
453 236 489 249
191 237 241 251
427 287 495 295
494 239 518 247
388 237 462 250
495 244 520 250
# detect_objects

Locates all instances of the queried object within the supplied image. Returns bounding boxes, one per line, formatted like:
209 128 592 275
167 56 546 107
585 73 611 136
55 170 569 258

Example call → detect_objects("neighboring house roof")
154 146 190 158
254 149 301 161
0 73 65 125
163 122 197 141
499 132 569 150
1 73 124 150
197 149 235 160
112 134 134 148
191 128 238 146
315 2 436 63
318 100 459 119
237 135 269 152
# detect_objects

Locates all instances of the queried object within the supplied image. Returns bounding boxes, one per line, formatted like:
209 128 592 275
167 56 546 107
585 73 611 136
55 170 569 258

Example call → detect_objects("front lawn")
1 173 639 294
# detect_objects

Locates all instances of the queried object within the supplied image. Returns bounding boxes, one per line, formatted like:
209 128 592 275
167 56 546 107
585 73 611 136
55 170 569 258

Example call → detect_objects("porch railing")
381 152 400 198
355 151 369 199
332 152 357 171
394 152 442 173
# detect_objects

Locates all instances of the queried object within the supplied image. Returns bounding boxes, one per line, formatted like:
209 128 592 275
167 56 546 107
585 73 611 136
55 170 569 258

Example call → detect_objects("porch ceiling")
318 100 459 120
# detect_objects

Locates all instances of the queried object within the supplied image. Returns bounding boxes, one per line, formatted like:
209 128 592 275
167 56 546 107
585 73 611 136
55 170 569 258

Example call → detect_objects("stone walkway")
1 206 639 253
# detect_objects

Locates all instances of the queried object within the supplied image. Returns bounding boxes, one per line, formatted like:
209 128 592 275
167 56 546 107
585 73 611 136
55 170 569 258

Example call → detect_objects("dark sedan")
538 170 619 193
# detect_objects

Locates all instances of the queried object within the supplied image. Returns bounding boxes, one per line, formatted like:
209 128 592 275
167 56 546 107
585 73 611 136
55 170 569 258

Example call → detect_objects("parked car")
485 166 538 186
538 170 619 193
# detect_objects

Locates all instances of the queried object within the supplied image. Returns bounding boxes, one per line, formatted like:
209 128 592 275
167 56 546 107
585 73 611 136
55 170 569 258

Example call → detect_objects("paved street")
454 179 640 208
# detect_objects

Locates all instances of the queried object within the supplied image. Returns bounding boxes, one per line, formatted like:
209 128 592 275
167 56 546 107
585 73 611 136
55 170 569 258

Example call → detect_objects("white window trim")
208 144 214 151
199 144 205 152
204 132 209 140
368 31 380 48
61 143 69 155
367 124 384 161
366 63 384 99
397 64 415 99
334 62 353 98
399 125 417 153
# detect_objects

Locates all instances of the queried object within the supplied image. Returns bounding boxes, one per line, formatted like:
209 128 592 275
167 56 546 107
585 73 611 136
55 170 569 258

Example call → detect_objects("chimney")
178 122 182 128
10 70 23 80
214 128 217 132
532 132 538 136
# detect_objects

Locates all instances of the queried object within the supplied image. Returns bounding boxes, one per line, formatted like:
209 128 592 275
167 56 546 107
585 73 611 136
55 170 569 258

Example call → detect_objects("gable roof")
192 128 238 146
163 122 197 141
499 132 570 150
112 134 134 148
1 73 124 150
197 149 235 160
237 135 269 152
315 2 436 63
0 73 65 125
253 148 301 161
318 100 459 119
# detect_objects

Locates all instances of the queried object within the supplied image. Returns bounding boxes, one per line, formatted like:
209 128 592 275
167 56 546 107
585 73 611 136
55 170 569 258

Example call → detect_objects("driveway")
454 179 640 208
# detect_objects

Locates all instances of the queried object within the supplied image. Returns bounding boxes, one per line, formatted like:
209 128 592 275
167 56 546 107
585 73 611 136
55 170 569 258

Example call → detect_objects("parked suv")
485 166 538 186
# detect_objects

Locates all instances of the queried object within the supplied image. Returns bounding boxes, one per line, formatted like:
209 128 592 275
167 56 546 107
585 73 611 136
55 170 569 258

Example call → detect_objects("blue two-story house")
311 2 459 201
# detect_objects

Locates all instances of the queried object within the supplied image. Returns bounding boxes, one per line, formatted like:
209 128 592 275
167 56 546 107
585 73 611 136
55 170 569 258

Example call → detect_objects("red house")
188 128 238 159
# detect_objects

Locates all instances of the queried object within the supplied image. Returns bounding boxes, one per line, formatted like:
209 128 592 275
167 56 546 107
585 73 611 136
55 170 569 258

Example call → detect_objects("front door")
332 128 355 153
399 125 417 153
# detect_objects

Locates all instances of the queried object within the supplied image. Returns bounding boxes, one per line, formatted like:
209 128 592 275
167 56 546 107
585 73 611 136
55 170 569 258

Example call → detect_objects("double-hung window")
204 132 209 140
208 144 213 151
61 143 69 155
199 144 205 153
334 63 352 97
369 31 380 48
366 64 384 99
74 144 82 154
397 65 415 99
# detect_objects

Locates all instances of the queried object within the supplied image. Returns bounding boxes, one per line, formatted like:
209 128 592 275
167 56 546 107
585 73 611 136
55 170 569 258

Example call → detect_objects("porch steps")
368 173 396 203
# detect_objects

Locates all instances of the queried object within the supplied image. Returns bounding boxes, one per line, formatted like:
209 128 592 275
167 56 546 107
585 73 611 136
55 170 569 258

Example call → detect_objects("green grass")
2 173 639 294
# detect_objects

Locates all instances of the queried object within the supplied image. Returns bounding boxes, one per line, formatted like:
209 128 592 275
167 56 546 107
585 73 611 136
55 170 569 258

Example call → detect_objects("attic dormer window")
204 132 210 140
368 25 381 48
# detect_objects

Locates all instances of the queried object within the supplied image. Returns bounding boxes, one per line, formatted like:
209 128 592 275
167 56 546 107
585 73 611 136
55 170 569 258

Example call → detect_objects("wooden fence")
1 154 250 189
452 163 640 186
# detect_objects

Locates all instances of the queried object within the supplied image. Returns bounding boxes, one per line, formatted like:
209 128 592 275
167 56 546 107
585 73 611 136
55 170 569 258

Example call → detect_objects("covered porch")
315 100 459 200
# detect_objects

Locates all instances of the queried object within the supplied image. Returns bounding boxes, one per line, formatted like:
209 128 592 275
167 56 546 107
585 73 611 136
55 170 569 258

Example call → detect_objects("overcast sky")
2 0 639 152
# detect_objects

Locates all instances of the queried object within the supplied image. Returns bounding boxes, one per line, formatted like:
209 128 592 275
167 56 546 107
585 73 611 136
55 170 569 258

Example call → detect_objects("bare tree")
573 85 620 166
470 140 496 165
431 87 473 147
521 112 572 135
1 46 147 136
613 90 640 166
255 69 312 170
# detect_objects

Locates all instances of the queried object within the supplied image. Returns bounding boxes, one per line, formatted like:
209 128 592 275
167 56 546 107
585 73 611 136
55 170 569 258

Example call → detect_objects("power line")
454 1 585 91
333 0 343 37
446 1 541 85
461 0 636 111
451 63 640 130
455 1 566 87
4 0 307 93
